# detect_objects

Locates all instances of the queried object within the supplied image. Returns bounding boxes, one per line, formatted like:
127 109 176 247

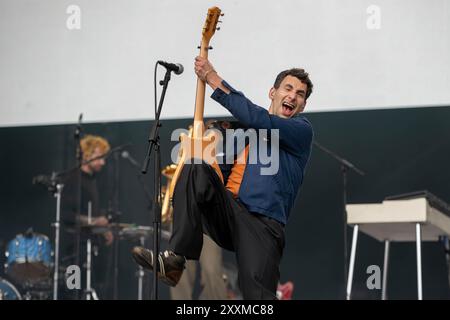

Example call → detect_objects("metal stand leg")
416 223 423 300
137 236 145 300
84 201 99 300
382 240 390 300
86 202 93 300
53 183 64 300
346 224 359 300
86 236 92 300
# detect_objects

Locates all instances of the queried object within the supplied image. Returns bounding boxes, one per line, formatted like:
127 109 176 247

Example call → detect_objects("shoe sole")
131 250 178 287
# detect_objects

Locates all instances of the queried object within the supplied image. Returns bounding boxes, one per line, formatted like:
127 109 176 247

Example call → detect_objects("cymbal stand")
84 201 98 300
52 182 64 300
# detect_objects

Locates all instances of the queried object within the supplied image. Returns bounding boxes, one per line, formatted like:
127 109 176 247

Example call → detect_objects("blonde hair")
80 135 110 161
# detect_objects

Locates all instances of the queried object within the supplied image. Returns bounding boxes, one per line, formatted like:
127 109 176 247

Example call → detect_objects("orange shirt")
226 145 249 198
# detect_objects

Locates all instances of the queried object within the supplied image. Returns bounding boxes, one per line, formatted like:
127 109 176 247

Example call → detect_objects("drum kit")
0 223 172 300
1 161 177 300
1 230 53 300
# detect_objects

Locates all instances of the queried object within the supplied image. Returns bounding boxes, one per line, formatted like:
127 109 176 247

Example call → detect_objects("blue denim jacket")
211 81 313 225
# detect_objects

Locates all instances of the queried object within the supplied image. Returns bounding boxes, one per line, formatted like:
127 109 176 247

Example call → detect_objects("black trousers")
170 163 285 300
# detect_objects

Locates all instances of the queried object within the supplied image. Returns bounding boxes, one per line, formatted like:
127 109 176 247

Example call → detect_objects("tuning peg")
218 20 223 23
221 13 224 16
216 27 220 31
197 46 213 50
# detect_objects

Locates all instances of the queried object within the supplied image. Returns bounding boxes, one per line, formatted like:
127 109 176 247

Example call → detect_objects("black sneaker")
131 247 186 287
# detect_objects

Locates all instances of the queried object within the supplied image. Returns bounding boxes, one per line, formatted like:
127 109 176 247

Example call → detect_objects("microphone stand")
313 141 365 299
52 144 130 181
74 114 83 300
111 151 121 300
141 66 173 300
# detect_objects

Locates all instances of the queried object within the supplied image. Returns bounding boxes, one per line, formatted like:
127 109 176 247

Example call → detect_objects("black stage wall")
1 106 450 300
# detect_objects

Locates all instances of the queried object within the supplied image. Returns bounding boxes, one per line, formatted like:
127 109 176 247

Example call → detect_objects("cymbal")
107 222 135 229
79 225 110 234
68 222 136 234
119 226 171 241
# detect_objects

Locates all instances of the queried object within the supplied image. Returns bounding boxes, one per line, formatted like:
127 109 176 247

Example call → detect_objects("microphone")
157 60 184 75
106 144 131 157
33 174 52 186
75 113 83 162
75 113 83 136
33 174 58 192
121 151 140 168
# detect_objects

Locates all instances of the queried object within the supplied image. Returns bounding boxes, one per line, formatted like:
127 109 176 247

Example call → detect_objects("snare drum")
5 233 52 284
0 278 22 300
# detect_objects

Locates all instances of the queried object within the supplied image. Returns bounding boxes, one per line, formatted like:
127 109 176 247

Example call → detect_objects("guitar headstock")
202 6 223 44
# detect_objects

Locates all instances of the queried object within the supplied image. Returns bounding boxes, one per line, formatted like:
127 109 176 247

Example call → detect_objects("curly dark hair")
273 68 313 100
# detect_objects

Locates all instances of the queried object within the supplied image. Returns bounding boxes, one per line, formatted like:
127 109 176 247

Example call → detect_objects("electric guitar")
165 7 224 214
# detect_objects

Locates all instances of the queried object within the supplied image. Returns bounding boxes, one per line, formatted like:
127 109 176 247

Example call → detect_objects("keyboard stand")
345 197 450 300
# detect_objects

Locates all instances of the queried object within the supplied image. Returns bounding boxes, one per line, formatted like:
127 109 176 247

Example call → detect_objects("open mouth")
281 102 295 116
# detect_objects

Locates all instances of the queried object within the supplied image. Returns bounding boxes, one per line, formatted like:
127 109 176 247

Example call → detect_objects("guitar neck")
192 6 221 133
193 41 210 125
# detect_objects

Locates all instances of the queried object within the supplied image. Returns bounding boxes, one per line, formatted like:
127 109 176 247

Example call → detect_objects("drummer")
59 134 113 298
61 135 113 243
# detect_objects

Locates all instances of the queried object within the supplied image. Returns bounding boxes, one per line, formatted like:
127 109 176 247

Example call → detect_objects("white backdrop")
1 0 449 127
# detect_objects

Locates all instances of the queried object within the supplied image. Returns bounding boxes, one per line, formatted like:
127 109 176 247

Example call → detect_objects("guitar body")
168 121 223 200
166 7 224 205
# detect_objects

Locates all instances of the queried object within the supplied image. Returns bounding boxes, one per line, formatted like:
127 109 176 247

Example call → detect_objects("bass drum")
5 233 52 285
0 278 22 300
